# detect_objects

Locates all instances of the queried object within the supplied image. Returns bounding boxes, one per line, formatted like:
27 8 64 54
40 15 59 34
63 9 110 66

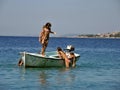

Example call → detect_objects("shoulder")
43 27 50 32
45 28 50 32
60 51 66 56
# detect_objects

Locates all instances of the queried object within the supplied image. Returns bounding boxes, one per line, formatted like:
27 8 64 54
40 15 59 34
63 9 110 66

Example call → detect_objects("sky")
0 0 120 36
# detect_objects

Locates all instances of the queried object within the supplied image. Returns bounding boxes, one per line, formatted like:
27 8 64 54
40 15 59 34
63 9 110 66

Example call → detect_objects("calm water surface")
0 36 120 90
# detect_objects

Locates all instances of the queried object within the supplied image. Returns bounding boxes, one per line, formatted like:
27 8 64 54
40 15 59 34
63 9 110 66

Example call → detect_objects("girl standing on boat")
39 22 56 56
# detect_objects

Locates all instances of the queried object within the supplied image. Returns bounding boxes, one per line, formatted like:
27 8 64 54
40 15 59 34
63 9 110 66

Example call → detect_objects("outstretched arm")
50 30 56 34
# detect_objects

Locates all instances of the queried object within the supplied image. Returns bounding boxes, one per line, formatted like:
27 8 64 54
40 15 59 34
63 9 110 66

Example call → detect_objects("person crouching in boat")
57 47 70 68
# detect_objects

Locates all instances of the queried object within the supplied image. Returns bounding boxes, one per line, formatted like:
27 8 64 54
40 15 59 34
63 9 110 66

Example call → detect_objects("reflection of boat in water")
19 51 80 68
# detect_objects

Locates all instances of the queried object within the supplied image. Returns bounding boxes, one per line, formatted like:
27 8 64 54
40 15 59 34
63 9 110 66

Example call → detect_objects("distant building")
78 31 120 38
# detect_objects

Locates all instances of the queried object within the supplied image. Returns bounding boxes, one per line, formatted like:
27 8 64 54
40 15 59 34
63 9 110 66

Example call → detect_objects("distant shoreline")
61 36 120 39
0 35 120 39
77 31 120 39
0 31 120 39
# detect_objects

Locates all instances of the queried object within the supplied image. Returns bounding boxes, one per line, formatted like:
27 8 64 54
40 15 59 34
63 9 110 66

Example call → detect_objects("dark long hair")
45 22 51 30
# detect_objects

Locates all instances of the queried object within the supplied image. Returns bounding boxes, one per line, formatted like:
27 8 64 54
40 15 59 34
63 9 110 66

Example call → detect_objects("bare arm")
60 51 68 60
50 30 56 34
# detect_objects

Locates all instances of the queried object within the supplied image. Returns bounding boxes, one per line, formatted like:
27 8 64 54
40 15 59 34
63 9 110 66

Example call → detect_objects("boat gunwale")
25 52 63 60
23 52 80 60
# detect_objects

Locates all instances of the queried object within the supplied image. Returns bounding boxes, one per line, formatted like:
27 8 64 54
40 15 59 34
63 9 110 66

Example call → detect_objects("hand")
54 32 56 34
41 40 44 44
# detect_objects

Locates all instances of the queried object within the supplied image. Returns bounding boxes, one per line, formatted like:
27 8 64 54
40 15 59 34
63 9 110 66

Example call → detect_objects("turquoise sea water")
0 36 120 90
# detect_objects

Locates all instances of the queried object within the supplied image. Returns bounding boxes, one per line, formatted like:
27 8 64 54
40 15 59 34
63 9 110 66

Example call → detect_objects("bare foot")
41 54 45 57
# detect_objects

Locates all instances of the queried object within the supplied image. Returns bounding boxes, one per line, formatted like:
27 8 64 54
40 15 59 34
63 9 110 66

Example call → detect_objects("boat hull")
20 52 80 68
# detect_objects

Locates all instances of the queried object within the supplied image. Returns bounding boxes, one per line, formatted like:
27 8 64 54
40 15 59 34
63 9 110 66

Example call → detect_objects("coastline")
0 35 120 39
77 31 120 39
0 31 120 39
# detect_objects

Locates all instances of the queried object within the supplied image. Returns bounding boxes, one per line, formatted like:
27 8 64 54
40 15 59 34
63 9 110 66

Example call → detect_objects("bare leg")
41 45 46 56
41 41 48 56
65 59 70 68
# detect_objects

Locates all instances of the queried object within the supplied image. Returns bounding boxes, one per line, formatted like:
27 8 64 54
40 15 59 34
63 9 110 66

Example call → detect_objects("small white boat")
19 51 80 68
